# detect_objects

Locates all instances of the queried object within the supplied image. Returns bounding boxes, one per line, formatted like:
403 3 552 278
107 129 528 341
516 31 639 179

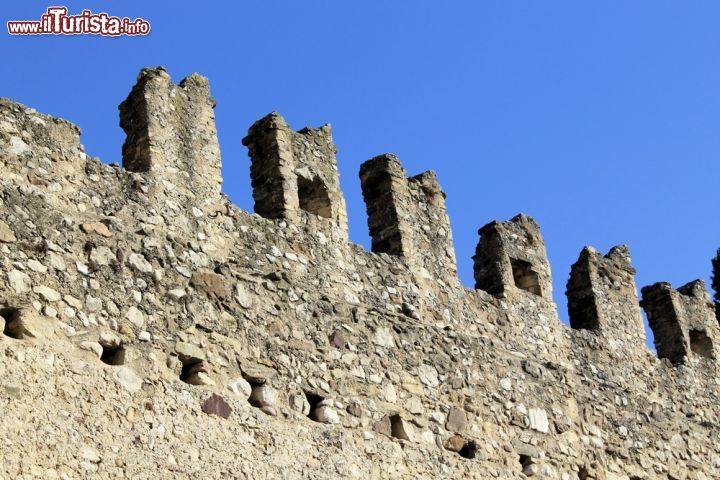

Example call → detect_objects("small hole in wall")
0 308 22 339
518 454 532 468
179 359 203 384
100 344 126 366
245 378 268 409
510 259 542 296
304 390 324 422
389 414 411 441
458 440 477 459
578 466 590 480
689 329 714 359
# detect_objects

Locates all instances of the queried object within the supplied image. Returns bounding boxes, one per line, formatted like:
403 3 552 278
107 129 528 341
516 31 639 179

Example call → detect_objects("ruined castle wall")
0 98 85 196
242 113 348 240
472 214 569 361
0 69 719 480
566 245 646 353
119 67 222 213
641 280 720 364
359 154 457 286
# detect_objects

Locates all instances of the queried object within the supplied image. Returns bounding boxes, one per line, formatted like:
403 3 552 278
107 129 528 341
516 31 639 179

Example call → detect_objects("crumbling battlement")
119 67 222 212
641 280 720 364
242 112 348 239
0 68 719 480
0 97 85 183
567 245 646 351
359 154 457 283
473 214 553 301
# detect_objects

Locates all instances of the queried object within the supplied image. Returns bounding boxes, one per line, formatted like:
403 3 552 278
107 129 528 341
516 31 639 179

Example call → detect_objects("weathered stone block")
242 112 348 236
566 245 645 347
641 280 719 363
119 67 222 210
359 154 457 280
473 214 553 300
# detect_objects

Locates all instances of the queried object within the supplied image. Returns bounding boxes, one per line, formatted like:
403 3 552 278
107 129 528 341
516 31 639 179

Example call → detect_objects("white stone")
382 383 397 403
47 253 66 271
34 285 61 302
289 393 311 415
407 397 425 415
113 367 142 393
168 289 186 300
528 408 549 433
64 295 82 309
7 269 31 293
90 246 115 266
249 385 278 407
79 445 101 463
125 307 145 328
314 405 340 424
417 364 439 388
372 327 395 348
234 283 253 308
27 259 47 273
9 136 30 156
85 295 102 312
227 377 252 399
429 411 445 424
80 342 103 358
128 253 153 273
75 261 89 275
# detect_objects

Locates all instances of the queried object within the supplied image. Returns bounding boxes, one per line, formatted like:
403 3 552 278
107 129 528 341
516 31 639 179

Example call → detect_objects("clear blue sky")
2 2 719 346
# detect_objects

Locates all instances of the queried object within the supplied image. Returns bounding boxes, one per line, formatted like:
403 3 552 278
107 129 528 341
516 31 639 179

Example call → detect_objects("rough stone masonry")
0 66 719 479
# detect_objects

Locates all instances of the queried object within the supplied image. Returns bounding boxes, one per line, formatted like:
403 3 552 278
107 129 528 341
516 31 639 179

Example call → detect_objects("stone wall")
359 153 457 284
119 67 222 213
566 245 646 353
242 112 348 239
641 280 720 364
0 68 719 480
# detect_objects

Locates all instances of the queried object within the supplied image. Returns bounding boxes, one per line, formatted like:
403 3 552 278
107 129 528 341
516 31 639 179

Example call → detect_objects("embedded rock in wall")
0 68 719 480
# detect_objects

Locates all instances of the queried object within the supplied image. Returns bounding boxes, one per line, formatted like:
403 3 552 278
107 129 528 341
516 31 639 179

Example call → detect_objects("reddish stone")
201 393 232 419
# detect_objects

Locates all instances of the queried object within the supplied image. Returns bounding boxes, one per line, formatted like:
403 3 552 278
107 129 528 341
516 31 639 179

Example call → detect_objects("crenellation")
358 154 412 257
242 112 348 238
472 214 568 361
118 67 222 211
359 153 457 281
641 280 719 364
473 214 553 301
566 245 645 348
1 68 720 479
